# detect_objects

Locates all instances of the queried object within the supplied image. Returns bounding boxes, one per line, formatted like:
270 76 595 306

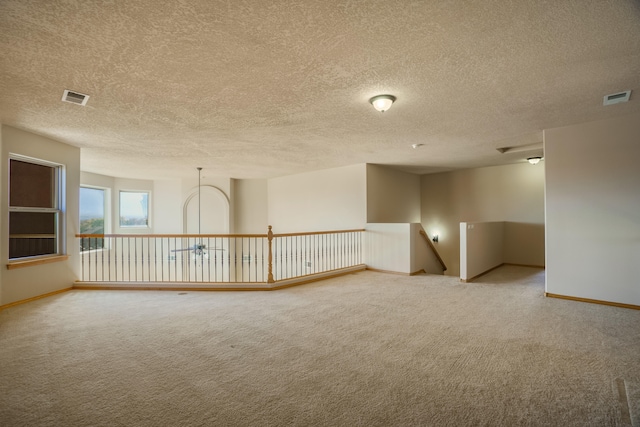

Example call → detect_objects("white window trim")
8 153 65 260
118 190 151 229
80 185 111 252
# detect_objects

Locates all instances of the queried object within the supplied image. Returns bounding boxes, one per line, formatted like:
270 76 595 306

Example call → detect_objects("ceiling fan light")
370 94 396 112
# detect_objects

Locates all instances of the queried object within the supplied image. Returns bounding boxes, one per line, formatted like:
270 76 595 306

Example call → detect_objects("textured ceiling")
1 0 640 180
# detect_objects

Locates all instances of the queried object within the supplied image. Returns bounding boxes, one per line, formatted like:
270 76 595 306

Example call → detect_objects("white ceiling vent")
603 90 631 106
62 89 90 106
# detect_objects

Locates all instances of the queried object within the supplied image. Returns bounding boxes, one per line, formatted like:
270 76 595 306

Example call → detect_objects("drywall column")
545 113 640 306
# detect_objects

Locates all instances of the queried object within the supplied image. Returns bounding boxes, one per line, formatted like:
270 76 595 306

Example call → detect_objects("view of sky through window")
80 187 104 220
119 191 149 227
80 187 105 250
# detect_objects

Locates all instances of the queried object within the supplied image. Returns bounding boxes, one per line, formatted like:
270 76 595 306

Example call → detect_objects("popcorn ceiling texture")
1 0 639 179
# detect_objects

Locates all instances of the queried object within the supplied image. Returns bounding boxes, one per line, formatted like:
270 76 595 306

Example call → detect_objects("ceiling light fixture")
369 94 396 113
527 157 542 165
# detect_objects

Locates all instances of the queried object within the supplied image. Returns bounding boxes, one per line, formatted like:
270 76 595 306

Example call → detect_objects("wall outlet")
306 261 312 268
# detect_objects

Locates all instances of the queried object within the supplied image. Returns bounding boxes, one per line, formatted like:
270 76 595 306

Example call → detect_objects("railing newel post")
267 225 275 283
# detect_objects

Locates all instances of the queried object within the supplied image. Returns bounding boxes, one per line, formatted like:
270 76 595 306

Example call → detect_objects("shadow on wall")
460 221 545 282
503 222 545 267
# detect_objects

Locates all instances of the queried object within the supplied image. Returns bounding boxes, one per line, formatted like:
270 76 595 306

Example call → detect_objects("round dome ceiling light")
370 94 396 113
527 157 542 165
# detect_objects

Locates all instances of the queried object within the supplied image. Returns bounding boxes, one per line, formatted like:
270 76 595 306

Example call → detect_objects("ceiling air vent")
603 90 631 106
62 89 90 106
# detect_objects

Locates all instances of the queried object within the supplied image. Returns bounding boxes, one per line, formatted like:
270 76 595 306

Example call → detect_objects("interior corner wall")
421 162 545 277
267 164 367 233
234 179 268 234
544 112 640 306
366 164 421 223
0 125 81 306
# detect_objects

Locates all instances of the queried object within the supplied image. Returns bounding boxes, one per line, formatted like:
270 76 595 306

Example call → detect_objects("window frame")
8 154 65 261
118 190 150 229
80 185 110 252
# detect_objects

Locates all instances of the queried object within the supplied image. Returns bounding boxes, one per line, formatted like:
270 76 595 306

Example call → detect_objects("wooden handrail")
76 229 365 239
75 226 364 285
273 229 365 238
419 229 447 272
76 233 268 239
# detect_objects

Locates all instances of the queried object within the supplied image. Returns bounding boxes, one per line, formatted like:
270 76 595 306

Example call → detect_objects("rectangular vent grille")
62 89 90 106
603 90 631 106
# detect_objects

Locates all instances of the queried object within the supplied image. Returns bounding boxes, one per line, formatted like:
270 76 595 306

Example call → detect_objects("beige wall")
364 223 412 273
81 171 115 188
153 179 183 233
267 164 367 233
233 179 268 234
545 112 640 306
1 126 80 306
460 222 505 281
421 162 545 276
366 164 421 223
180 175 233 233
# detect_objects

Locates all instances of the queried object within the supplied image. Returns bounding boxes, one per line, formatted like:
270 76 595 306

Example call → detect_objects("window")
9 156 64 260
80 186 106 251
119 191 149 227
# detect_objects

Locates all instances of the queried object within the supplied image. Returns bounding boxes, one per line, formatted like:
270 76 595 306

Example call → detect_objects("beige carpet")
1 266 639 426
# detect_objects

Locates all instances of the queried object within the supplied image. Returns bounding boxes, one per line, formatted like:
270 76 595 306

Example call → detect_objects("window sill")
7 255 69 270
81 248 108 254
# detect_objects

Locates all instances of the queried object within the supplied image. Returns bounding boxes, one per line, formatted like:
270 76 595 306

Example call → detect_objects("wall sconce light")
527 157 542 165
369 94 396 113
432 234 439 243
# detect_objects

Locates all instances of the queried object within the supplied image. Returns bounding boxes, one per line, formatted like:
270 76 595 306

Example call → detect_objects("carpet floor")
1 266 639 426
